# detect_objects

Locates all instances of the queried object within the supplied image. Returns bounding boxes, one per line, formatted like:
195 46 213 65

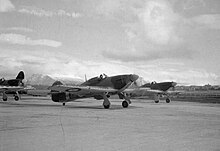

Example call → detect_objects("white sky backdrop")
0 0 220 85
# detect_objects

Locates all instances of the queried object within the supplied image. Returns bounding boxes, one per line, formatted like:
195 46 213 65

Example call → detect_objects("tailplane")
16 71 25 80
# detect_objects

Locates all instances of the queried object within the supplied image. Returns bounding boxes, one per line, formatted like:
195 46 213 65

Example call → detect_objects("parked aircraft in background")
125 81 178 103
49 73 139 109
0 71 34 101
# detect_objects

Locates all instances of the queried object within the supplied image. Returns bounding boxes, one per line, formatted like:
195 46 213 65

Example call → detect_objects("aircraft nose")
130 74 139 82
172 82 177 87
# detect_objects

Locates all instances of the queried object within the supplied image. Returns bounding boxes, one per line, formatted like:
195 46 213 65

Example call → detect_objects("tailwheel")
122 100 129 108
3 98 7 101
62 103 66 106
155 100 159 103
14 96 19 101
103 104 110 109
166 98 171 103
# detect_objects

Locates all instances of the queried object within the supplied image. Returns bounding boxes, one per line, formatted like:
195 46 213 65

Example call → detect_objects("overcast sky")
0 0 220 85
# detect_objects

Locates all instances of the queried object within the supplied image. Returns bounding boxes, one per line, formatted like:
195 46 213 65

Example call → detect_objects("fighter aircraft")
49 73 139 109
125 81 178 103
0 71 26 101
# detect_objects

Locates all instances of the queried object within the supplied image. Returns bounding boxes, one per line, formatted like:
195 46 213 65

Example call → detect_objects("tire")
122 101 129 108
3 98 7 101
103 104 110 109
14 96 19 101
166 98 171 103
155 100 159 103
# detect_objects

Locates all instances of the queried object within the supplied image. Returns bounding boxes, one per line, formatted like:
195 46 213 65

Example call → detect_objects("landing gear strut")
14 92 20 101
119 93 131 108
103 94 110 109
154 94 160 103
2 92 7 101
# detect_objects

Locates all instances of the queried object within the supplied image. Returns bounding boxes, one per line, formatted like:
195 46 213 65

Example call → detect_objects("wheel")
155 100 159 103
122 101 129 108
166 98 171 103
3 98 7 101
103 104 110 109
62 103 66 106
14 96 19 101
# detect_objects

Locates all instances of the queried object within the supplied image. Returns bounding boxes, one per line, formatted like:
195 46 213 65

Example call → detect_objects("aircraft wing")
0 86 35 92
0 86 25 92
125 88 180 96
49 85 119 95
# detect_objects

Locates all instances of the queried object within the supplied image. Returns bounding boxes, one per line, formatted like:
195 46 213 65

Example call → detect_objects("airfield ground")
0 96 220 151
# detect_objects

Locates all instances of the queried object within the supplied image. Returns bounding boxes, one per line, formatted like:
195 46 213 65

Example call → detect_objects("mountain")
54 77 83 85
26 74 55 86
26 74 84 86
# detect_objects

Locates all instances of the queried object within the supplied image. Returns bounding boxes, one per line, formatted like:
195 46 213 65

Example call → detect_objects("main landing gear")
154 94 171 103
103 94 111 109
1 92 20 101
154 94 160 103
102 93 131 109
122 94 131 108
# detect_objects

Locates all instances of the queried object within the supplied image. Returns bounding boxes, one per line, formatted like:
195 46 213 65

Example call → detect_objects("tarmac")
0 96 220 151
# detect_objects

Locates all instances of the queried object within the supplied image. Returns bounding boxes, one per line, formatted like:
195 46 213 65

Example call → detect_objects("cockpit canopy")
0 78 5 83
98 73 108 80
151 81 157 85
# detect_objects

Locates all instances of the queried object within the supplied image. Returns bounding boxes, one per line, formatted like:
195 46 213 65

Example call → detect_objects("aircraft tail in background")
16 71 25 80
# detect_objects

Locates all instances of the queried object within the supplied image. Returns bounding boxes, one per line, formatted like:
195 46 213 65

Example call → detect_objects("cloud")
96 0 122 17
182 0 205 10
0 49 133 80
95 0 188 62
18 7 82 18
129 60 219 85
0 0 15 12
138 0 182 45
192 14 220 29
102 46 194 62
3 27 34 32
0 48 219 85
0 33 62 47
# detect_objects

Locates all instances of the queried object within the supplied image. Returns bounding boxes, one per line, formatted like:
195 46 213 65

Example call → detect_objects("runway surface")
0 97 220 151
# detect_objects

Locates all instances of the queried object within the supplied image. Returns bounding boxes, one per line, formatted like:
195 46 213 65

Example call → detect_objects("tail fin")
52 81 63 86
16 71 24 80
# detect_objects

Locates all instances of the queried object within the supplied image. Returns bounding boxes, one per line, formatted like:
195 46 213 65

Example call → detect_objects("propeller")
118 74 139 93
